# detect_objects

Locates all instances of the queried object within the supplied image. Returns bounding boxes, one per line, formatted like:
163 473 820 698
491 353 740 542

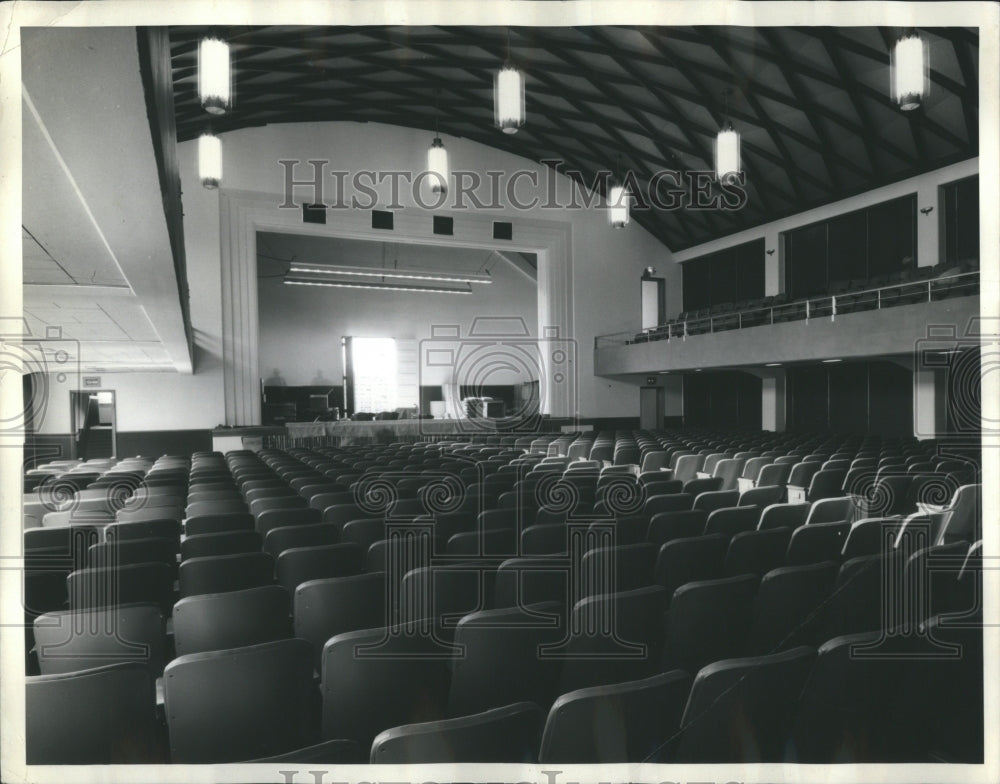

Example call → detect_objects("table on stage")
283 418 497 446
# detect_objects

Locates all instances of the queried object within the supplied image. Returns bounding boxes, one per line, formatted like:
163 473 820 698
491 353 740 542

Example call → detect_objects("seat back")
683 476 723 497
86 537 177 570
275 543 364 594
939 484 981 544
673 646 816 762
104 518 181 543
756 462 792 487
33 604 166 675
739 485 785 508
370 701 545 763
579 543 657 594
256 506 321 536
713 458 746 491
295 572 388 670
793 630 909 762
745 561 838 654
26 662 157 764
263 522 338 558
449 602 567 716
758 502 809 531
321 626 451 747
705 505 760 538
724 527 792 577
184 512 254 535
493 557 568 608
842 517 904 560
741 456 771 482
655 534 728 599
558 586 668 693
806 469 847 502
521 523 569 555
805 496 857 525
67 562 174 614
820 554 895 640
181 530 262 560
672 454 705 484
178 551 274 598
693 489 739 513
164 637 316 763
646 510 706 546
173 584 291 656
786 521 851 566
538 669 691 763
665 573 757 673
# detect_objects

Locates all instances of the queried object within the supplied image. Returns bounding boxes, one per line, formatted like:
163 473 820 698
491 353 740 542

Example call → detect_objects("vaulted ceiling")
168 25 978 251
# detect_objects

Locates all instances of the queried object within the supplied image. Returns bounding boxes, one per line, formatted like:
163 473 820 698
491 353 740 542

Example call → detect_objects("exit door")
639 386 665 430
70 390 117 460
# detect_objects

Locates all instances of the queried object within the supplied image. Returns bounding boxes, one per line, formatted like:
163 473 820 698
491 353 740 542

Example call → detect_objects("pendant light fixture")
715 87 741 181
608 155 630 229
494 29 525 134
198 131 222 189
198 35 232 115
427 89 449 194
891 32 927 111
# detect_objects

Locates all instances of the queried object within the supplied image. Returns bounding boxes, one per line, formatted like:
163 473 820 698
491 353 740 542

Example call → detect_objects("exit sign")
645 376 656 385
83 376 101 388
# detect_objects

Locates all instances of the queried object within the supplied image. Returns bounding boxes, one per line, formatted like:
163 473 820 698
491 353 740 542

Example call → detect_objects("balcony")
595 271 980 375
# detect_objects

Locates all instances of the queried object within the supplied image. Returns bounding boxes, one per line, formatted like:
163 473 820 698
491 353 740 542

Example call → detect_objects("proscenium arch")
218 188 574 426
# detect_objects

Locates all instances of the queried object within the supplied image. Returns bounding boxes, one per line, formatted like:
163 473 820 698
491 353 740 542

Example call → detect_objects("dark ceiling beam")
585 27 739 236
638 29 812 212
695 28 807 206
359 50 686 247
662 25 962 159
408 26 721 240
536 33 731 238
950 35 979 149
758 28 844 191
815 34 888 178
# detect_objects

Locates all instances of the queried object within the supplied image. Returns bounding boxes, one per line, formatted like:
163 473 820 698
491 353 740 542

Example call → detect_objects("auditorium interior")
7 8 997 776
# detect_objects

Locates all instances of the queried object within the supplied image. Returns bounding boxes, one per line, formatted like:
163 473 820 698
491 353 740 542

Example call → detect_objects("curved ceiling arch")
169 25 978 251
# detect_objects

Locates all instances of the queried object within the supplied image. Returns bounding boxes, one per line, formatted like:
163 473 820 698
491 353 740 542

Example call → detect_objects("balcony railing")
595 270 979 349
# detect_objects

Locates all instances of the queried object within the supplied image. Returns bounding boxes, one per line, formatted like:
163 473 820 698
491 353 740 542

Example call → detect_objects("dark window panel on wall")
867 362 912 436
828 364 869 433
713 252 739 306
827 210 868 283
683 372 761 431
787 361 912 437
682 238 765 312
788 366 829 432
943 175 979 267
783 194 916 296
867 195 916 277
682 260 712 312
786 223 828 299
683 373 713 428
736 239 766 302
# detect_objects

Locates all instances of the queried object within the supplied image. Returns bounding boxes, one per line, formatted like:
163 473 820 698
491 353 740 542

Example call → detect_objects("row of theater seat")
22 434 983 764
